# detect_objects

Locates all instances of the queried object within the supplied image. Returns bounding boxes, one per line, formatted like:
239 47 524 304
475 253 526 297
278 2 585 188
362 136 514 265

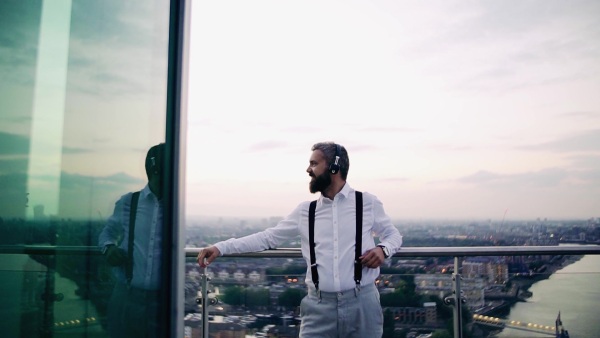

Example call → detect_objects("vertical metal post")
452 256 463 338
201 267 209 338
165 0 191 337
41 259 56 338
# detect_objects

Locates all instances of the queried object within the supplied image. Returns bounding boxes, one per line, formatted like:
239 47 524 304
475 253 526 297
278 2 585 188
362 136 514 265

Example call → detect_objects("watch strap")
378 244 390 258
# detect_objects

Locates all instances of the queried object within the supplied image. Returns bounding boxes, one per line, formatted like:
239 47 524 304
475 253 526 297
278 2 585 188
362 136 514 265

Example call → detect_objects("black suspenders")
308 191 363 291
126 191 140 285
354 191 363 287
308 201 319 290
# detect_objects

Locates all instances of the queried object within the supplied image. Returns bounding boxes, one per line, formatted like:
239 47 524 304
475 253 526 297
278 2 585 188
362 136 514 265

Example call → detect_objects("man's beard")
309 171 331 194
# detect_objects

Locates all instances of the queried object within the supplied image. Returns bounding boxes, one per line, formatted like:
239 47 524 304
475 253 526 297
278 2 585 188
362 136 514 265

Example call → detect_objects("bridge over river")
473 312 570 337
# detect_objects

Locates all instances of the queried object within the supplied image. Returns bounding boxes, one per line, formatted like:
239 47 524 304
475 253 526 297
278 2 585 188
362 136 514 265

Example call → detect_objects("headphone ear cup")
329 144 341 174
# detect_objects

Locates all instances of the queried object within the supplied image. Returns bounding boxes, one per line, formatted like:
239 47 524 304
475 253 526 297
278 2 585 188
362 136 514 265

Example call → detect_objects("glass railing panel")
0 251 112 337
0 0 179 336
185 248 600 338
184 256 307 338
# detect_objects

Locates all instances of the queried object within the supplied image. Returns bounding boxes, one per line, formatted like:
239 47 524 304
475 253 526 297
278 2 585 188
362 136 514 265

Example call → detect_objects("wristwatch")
102 244 115 255
378 245 391 258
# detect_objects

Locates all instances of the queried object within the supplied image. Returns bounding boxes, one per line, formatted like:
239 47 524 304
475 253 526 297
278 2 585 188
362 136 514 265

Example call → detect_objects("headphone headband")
329 144 341 174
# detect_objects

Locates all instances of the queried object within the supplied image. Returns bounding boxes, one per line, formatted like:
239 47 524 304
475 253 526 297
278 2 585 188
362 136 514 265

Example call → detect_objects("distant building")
423 302 437 324
463 260 487 278
415 274 485 309
233 270 245 281
210 322 246 338
487 261 509 284
186 321 246 338
218 270 231 279
248 270 261 282
267 325 299 337
385 302 437 325
463 258 509 284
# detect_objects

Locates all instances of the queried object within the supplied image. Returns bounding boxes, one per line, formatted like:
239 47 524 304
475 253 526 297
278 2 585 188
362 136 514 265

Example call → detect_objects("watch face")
379 245 390 257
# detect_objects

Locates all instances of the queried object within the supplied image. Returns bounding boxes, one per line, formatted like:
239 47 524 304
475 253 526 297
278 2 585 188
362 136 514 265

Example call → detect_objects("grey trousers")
299 283 383 338
106 282 160 338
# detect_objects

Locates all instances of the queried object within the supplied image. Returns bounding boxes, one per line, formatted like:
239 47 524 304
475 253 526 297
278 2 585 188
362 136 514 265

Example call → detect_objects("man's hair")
311 142 349 180
145 143 165 180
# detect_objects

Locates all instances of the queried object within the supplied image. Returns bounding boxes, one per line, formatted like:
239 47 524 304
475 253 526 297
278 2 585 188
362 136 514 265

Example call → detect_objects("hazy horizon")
184 213 595 225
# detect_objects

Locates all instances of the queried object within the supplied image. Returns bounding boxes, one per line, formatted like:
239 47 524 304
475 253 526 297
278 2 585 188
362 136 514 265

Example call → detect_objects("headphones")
147 144 164 176
328 144 341 174
150 156 159 175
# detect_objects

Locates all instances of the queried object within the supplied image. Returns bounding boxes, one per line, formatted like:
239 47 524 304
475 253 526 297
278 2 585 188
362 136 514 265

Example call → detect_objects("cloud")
281 126 322 133
0 172 28 218
99 172 145 186
64 0 170 98
0 131 95 159
426 144 472 152
519 129 600 153
565 155 600 184
344 144 379 153
356 126 419 133
0 2 41 86
0 132 29 155
567 154 600 169
558 111 600 119
62 146 92 155
0 170 145 219
0 158 27 174
0 172 27 190
245 141 290 153
572 169 600 185
59 171 144 190
458 170 500 184
403 1 600 94
458 168 568 187
379 177 409 183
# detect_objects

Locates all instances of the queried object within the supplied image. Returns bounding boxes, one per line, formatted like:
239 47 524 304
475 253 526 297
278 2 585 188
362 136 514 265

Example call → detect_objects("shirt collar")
318 182 353 205
141 184 153 198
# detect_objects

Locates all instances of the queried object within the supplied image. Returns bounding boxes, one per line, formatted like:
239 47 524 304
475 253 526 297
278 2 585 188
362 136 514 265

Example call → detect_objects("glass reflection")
99 143 166 337
0 0 171 337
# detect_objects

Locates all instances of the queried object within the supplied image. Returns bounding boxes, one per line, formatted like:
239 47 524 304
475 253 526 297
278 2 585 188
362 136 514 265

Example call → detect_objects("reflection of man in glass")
98 143 165 338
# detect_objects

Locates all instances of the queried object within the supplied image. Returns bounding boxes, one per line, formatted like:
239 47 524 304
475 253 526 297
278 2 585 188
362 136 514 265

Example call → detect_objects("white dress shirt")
215 183 403 292
98 184 164 290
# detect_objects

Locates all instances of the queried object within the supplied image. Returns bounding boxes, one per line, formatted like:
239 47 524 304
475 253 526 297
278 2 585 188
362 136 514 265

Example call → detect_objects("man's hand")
359 246 385 269
104 245 127 266
197 246 221 268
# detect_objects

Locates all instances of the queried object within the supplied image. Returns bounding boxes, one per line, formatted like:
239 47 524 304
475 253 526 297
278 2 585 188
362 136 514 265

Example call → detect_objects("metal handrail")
185 245 600 258
2 244 600 257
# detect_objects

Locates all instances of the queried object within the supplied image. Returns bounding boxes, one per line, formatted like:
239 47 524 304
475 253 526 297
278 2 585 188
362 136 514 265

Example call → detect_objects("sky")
185 0 600 221
0 1 598 222
0 1 168 219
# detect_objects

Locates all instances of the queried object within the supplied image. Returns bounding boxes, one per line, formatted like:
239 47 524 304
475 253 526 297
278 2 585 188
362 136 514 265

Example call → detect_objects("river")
494 247 600 337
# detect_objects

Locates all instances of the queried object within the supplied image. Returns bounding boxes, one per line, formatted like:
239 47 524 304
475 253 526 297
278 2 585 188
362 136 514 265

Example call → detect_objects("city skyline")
185 0 600 220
